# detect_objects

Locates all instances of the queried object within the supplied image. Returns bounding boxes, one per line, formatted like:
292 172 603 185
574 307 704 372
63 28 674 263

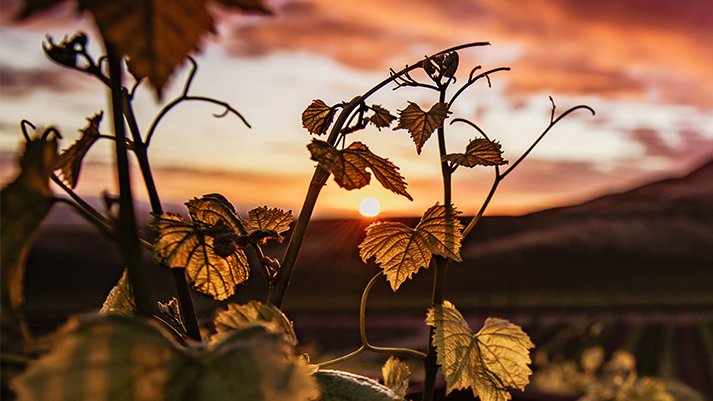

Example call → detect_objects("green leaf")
394 102 449 154
1 135 57 353
314 370 403 401
11 314 318 401
214 301 298 346
425 301 534 401
308 139 412 200
359 203 462 291
100 268 136 316
382 357 411 398
368 105 396 130
442 138 508 168
302 99 335 136
54 112 103 189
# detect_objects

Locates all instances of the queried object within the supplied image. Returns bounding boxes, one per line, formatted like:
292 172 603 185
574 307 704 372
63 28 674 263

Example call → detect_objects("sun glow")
359 197 381 217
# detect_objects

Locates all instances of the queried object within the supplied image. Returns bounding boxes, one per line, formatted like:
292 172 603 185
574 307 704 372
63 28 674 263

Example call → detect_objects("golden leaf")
302 99 335 136
151 213 249 301
417 203 463 262
245 206 293 235
368 104 396 130
314 370 403 401
395 102 449 154
100 269 136 316
54 112 102 189
382 356 411 398
426 301 534 401
214 301 297 345
308 139 412 200
186 194 247 234
442 138 508 168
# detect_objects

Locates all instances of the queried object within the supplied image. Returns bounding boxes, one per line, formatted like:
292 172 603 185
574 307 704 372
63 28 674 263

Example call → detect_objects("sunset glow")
359 197 380 217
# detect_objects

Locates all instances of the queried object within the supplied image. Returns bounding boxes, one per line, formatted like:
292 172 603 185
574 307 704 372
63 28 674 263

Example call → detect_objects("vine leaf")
442 138 508 167
54 112 103 189
368 104 397 130
359 203 462 291
395 102 450 154
302 99 335 136
245 207 293 236
382 356 411 398
214 301 297 346
426 301 534 401
100 268 136 316
11 314 319 401
1 135 57 353
314 370 403 401
151 213 249 301
16 0 270 98
308 139 412 201
186 193 247 234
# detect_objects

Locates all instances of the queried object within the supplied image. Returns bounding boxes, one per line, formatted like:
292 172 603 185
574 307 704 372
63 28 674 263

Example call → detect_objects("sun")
359 197 381 217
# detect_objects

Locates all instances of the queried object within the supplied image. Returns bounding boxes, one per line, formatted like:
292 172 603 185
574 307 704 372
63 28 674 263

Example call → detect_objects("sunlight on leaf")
308 139 412 200
314 370 403 401
368 104 397 130
214 301 297 346
151 213 249 301
442 138 508 168
359 203 462 291
245 206 293 235
302 99 335 136
1 135 57 353
426 301 534 401
101 268 136 316
54 112 102 189
186 193 247 234
382 356 411 398
395 102 449 154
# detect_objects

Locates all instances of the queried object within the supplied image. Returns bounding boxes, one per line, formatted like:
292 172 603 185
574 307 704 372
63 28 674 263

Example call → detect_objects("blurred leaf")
245 206 292 236
100 268 136 316
314 370 403 401
442 138 507 168
302 99 335 136
359 203 462 291
368 105 396 130
1 135 57 353
11 314 317 401
54 112 103 189
394 102 449 154
16 0 270 98
151 213 249 300
382 357 410 398
157 297 185 334
426 301 534 401
308 139 412 200
214 301 297 346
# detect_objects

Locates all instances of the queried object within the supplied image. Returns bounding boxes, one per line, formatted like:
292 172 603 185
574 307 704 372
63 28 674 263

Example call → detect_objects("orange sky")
1 0 712 219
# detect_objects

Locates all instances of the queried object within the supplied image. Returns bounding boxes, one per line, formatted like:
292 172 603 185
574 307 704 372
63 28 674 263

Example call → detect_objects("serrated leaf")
186 194 247 234
11 314 317 401
245 206 292 235
368 104 396 130
1 135 57 353
308 139 412 200
425 301 534 401
16 0 270 98
314 370 403 401
359 203 462 291
442 138 508 168
302 99 335 136
151 213 249 300
395 102 449 154
100 268 136 316
382 357 411 398
54 112 102 189
214 301 297 345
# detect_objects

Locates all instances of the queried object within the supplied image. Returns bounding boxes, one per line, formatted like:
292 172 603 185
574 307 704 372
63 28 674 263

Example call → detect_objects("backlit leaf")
442 138 508 168
308 139 412 200
151 213 249 300
395 102 449 154
100 268 136 316
368 104 396 130
54 112 102 189
245 206 292 235
1 135 57 353
302 99 335 136
214 301 297 345
186 194 247 234
359 203 462 291
382 357 411 398
314 370 403 401
426 301 534 401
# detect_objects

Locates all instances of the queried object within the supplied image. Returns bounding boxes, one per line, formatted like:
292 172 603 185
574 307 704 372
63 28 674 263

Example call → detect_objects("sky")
1 0 712 219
